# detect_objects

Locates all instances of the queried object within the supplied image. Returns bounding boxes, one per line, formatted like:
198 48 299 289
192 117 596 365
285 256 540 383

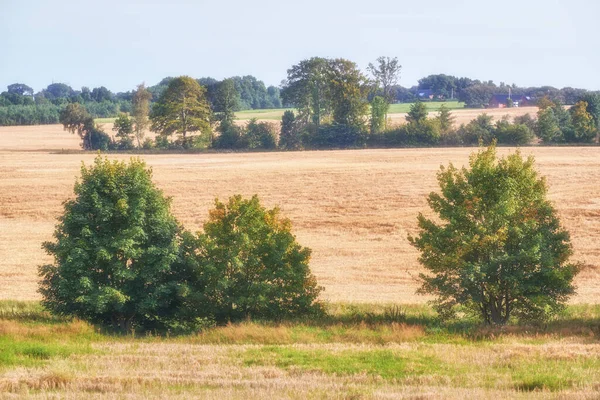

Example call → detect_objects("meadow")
0 124 599 398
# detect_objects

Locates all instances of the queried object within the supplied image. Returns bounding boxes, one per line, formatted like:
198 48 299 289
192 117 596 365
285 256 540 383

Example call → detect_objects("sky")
1 0 599 93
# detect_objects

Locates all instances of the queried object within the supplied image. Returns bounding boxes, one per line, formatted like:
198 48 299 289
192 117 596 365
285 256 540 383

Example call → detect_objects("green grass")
94 117 117 124
234 102 464 121
387 101 464 113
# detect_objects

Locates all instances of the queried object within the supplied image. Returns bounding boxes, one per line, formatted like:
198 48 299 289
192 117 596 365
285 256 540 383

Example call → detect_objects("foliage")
150 76 212 142
213 119 244 149
493 118 534 145
568 101 596 142
112 114 135 150
59 103 104 150
279 110 302 150
131 83 152 147
213 78 240 122
180 195 323 323
367 56 401 102
436 104 455 134
370 96 389 134
245 119 277 149
39 157 184 332
410 144 579 324
281 57 331 126
326 58 370 129
406 100 428 125
458 114 494 144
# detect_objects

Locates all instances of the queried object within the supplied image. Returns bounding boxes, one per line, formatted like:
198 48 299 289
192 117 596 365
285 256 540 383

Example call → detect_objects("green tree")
39 157 184 332
279 110 301 150
410 144 579 324
326 58 370 129
181 195 322 323
370 96 389 134
535 107 562 143
493 118 533 145
150 76 212 145
281 57 331 127
244 119 277 149
112 113 134 149
436 104 455 134
131 83 152 148
213 78 240 122
406 100 428 125
569 101 596 142
367 56 401 102
59 103 111 150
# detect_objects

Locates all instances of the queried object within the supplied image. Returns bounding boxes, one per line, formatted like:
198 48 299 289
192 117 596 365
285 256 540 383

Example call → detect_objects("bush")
409 144 579 325
180 195 323 323
307 123 367 148
39 156 185 332
245 119 278 149
494 119 534 145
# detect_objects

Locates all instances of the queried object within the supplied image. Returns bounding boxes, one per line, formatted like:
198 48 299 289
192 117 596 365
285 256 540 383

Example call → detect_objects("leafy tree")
150 76 212 145
39 157 184 332
436 104 455 134
406 100 428 124
91 86 114 102
417 74 457 99
244 119 278 149
213 78 240 122
459 113 494 144
131 83 152 147
367 56 401 102
280 110 301 150
579 93 600 128
281 57 331 126
536 107 562 143
112 113 134 149
43 83 74 101
569 101 596 142
326 58 370 129
7 83 34 97
180 195 322 323
213 119 243 149
459 84 496 108
59 103 96 149
370 96 388 134
410 144 578 324
493 118 533 145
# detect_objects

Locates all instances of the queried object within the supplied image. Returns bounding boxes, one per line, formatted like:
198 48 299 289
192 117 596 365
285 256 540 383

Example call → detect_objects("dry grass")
387 106 538 127
1 124 600 303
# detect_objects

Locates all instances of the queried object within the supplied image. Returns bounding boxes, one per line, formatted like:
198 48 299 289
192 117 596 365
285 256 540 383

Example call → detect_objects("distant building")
488 94 532 108
416 89 435 100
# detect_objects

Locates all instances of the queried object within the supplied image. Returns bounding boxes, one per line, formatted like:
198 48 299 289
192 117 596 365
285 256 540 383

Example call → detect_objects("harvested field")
0 124 599 303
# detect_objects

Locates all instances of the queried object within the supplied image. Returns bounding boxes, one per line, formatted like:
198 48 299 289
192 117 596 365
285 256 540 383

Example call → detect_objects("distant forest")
0 62 598 126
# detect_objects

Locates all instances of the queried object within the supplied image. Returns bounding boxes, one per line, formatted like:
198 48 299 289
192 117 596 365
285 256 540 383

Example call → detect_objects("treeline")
61 62 600 151
402 74 594 107
0 76 282 126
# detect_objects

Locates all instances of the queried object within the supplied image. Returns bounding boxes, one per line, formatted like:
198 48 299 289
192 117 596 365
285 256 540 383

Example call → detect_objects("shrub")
307 123 367 148
493 119 534 145
409 144 579 324
180 195 323 323
245 118 278 149
39 156 185 332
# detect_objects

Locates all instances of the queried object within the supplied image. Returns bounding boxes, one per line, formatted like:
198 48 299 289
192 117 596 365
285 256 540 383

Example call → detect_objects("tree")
326 58 370 129
406 100 428 125
569 101 596 142
281 57 331 126
131 83 152 147
59 103 96 150
367 56 401 102
370 96 388 134
150 76 212 145
7 83 34 97
180 195 323 323
112 113 134 149
536 107 563 143
213 78 240 122
410 144 579 324
436 104 455 134
244 119 278 149
279 110 301 150
39 157 184 332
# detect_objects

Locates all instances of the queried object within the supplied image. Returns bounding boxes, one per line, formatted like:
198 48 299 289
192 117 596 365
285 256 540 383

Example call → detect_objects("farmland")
1 124 600 398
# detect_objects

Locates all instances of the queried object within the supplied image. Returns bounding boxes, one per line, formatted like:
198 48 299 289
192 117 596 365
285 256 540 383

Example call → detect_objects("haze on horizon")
1 0 598 93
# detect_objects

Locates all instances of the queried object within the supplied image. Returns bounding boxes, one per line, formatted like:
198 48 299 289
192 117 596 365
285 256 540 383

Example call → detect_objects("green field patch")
387 101 464 114
0 336 93 369
242 346 444 380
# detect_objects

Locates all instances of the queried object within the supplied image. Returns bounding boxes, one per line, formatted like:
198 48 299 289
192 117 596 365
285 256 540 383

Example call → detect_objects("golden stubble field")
0 123 599 304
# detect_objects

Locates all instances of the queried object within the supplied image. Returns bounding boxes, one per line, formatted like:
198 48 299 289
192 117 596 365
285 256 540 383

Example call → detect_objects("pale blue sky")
1 0 598 93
